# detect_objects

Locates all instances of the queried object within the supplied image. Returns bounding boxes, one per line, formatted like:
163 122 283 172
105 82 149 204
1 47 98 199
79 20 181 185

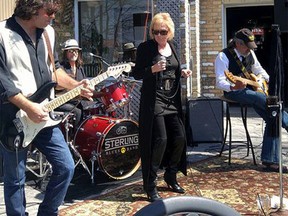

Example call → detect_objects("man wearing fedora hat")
214 28 288 173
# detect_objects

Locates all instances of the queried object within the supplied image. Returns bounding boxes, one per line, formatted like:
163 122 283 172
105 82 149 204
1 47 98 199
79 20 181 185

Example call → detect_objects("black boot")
146 187 162 202
164 172 185 194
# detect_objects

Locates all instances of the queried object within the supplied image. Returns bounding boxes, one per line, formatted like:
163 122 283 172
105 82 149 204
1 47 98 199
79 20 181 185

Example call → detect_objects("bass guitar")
224 70 268 95
0 63 131 151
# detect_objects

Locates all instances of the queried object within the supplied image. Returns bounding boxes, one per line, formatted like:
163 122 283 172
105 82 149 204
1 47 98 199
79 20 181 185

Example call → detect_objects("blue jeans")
224 88 288 164
0 126 75 216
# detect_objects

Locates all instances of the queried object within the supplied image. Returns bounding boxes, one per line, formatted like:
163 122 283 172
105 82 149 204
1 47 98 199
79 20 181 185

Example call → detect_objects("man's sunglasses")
44 4 59 16
152 30 168 36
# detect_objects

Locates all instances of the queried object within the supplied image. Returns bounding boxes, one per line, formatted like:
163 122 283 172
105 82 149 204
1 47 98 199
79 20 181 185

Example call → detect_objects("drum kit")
25 71 142 187
58 74 142 184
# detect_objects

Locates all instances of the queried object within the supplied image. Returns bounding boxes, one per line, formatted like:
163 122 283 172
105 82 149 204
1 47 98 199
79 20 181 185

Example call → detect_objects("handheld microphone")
159 55 166 79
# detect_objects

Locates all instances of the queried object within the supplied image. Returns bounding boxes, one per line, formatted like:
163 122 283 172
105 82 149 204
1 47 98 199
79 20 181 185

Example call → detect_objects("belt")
157 79 175 91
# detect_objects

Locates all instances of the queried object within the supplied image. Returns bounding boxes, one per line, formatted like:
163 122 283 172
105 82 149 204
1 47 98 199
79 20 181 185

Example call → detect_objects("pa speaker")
274 0 288 32
133 12 151 27
186 98 223 146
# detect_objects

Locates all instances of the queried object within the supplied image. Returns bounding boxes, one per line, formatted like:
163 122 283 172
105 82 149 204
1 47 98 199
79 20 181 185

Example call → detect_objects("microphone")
89 53 103 59
89 53 111 67
159 55 166 79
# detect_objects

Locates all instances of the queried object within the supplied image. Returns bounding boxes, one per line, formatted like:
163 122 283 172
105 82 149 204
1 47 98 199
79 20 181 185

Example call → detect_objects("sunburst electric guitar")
0 63 131 151
224 70 268 95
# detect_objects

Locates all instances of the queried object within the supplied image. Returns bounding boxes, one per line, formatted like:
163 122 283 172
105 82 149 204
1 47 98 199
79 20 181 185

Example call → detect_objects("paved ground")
1 105 288 215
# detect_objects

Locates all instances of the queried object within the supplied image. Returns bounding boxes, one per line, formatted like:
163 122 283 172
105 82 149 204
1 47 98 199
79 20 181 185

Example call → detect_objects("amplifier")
186 98 223 146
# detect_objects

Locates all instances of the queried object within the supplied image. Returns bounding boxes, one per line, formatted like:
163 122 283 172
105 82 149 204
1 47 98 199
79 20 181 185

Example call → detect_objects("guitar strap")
228 48 251 80
43 30 58 84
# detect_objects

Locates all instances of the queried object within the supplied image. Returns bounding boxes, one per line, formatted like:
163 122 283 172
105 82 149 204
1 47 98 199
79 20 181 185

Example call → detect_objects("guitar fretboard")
43 64 129 112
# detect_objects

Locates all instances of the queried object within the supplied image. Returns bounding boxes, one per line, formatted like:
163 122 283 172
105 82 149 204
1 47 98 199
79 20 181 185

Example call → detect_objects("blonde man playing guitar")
215 28 288 173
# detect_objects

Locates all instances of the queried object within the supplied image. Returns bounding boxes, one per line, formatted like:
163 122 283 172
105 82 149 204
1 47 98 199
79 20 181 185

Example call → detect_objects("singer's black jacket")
132 39 187 191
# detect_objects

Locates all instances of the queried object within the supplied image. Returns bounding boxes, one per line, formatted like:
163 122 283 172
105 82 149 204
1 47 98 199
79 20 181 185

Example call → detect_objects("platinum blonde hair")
149 12 175 41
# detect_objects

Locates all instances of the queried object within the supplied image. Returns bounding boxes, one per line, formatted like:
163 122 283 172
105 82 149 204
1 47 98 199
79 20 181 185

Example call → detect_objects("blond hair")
149 12 175 41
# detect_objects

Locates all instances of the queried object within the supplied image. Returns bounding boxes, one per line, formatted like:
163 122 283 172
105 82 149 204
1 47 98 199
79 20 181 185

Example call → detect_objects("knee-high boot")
164 136 185 193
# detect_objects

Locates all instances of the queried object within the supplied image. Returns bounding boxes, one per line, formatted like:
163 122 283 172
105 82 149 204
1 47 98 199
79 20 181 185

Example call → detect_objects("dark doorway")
226 6 274 71
227 6 288 106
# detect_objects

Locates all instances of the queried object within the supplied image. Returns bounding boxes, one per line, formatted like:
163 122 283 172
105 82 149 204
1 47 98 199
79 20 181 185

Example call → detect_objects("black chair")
134 196 241 216
219 96 257 165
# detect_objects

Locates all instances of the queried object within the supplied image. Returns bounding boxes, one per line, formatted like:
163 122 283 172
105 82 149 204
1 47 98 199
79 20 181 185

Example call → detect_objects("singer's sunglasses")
152 29 168 36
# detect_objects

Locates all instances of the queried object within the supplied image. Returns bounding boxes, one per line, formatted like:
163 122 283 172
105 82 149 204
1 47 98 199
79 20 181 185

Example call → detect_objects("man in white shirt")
214 28 288 172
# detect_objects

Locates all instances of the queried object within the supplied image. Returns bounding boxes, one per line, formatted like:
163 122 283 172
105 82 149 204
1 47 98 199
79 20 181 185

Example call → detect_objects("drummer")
55 39 102 128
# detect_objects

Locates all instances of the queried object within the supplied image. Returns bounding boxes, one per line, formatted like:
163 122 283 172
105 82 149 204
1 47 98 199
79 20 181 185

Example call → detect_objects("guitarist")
0 1 93 216
215 28 288 173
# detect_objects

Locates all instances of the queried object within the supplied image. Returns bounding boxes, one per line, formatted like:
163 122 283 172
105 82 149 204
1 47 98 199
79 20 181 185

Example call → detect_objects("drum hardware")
60 112 92 177
69 141 92 177
61 112 75 142
26 148 52 191
90 150 98 184
100 81 130 112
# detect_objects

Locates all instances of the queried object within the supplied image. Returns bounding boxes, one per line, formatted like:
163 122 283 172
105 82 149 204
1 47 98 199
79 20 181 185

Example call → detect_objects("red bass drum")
73 116 140 180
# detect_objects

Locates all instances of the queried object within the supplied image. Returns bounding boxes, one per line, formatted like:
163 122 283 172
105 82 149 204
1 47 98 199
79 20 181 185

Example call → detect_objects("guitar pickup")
13 118 23 133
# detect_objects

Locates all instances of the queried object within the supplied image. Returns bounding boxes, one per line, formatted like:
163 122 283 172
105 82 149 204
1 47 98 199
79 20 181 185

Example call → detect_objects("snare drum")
73 116 140 180
100 82 130 112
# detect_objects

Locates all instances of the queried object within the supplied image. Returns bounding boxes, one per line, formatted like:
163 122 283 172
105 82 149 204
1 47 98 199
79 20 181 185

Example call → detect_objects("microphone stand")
268 24 285 210
267 96 283 209
89 53 110 67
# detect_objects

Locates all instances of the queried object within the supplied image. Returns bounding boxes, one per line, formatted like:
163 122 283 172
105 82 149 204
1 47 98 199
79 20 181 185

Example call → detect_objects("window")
78 0 153 72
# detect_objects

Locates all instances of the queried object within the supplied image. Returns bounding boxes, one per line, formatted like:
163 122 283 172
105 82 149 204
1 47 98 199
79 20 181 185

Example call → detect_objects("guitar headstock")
224 70 236 84
106 63 132 79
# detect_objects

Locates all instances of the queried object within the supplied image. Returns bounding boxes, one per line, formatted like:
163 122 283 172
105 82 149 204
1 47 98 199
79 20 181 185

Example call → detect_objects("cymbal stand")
62 113 92 177
121 75 138 120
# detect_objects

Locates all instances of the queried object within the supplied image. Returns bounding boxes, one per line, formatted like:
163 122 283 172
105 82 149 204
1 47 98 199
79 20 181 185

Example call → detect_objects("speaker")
274 0 288 32
186 98 223 145
133 12 151 27
133 12 151 46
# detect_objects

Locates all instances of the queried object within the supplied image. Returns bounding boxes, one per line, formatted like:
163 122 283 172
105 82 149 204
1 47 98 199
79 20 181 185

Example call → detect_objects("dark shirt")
0 15 60 104
154 52 179 116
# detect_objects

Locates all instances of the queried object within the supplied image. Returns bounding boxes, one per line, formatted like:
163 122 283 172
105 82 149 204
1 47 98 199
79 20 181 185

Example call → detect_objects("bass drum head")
74 116 141 180
99 118 140 180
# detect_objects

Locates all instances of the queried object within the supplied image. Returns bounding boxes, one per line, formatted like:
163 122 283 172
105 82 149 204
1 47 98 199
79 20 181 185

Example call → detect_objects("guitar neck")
44 72 109 112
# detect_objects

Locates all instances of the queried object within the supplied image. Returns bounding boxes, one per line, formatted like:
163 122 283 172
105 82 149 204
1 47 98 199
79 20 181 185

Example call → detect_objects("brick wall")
189 0 223 98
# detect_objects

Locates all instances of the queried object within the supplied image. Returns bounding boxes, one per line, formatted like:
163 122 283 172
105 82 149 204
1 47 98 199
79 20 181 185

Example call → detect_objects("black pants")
148 114 185 190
